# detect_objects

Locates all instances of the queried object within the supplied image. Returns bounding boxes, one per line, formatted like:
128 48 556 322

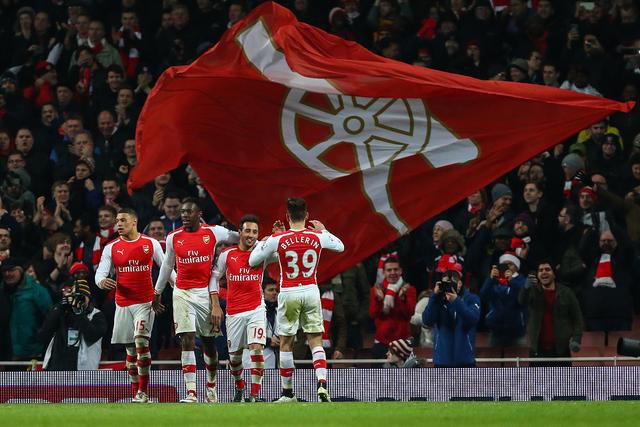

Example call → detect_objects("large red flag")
129 2 632 283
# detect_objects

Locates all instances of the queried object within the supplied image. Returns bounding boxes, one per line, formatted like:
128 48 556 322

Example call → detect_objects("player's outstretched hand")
272 220 285 234
100 278 117 290
308 220 325 231
152 294 165 314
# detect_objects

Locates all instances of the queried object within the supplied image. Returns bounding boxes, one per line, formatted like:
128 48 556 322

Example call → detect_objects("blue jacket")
423 291 480 367
480 275 527 343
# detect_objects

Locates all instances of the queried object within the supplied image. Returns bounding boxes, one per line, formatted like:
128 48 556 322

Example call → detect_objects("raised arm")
319 230 345 253
213 225 240 245
249 235 278 267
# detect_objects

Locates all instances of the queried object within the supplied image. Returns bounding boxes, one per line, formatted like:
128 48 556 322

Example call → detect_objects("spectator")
480 253 527 347
38 273 106 370
318 276 348 360
383 338 420 368
554 202 587 294
159 192 183 233
1 257 53 360
422 263 480 367
582 230 635 332
369 256 416 358
519 261 583 366
340 263 370 353
262 279 279 369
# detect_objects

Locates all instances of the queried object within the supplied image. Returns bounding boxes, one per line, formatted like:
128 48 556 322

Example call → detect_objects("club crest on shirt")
203 235 210 244
143 244 150 254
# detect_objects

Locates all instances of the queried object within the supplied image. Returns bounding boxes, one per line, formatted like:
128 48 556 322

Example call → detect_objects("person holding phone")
480 253 527 347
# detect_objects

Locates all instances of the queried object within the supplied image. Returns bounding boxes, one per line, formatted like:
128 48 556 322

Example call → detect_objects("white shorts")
226 306 266 353
173 287 217 337
111 302 155 344
276 286 324 336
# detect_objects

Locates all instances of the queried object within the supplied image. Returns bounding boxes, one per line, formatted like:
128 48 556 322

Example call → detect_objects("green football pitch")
2 402 638 427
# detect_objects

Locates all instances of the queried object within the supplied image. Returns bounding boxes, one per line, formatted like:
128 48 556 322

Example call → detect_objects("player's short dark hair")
181 197 201 211
384 256 401 267
239 214 259 230
117 207 138 219
287 197 307 222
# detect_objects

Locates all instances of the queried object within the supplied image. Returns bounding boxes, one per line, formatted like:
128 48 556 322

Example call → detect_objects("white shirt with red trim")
95 234 168 307
155 225 239 293
249 228 344 290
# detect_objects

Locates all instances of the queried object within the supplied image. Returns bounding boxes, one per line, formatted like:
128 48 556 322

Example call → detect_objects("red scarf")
593 254 615 288
321 290 334 348
117 25 142 79
563 178 580 199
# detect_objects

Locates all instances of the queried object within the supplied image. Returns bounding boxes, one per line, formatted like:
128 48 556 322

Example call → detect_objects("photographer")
480 253 527 347
38 276 106 370
422 263 480 368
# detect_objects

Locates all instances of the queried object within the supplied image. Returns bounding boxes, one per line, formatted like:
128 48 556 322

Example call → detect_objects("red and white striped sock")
279 351 294 390
125 346 138 396
203 351 218 390
312 346 327 383
229 353 244 390
135 337 151 394
250 348 265 397
181 351 197 394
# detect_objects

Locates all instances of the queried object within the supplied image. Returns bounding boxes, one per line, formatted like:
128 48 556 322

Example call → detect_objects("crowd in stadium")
0 0 640 372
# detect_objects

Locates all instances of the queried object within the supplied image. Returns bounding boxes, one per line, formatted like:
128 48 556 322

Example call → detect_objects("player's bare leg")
124 344 140 402
229 349 245 402
275 335 297 403
202 336 218 403
179 332 198 403
248 343 265 402
308 333 330 402
133 335 152 403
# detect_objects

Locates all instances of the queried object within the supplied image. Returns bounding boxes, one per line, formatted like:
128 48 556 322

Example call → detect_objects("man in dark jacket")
519 260 583 366
423 263 480 367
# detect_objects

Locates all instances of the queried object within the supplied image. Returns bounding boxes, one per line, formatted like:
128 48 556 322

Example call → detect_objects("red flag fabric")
129 2 632 283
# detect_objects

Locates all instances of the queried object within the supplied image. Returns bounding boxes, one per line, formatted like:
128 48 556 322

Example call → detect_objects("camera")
437 271 460 295
497 264 509 274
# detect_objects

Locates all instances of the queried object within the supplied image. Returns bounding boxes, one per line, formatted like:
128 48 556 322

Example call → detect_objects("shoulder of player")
272 230 294 238
167 228 184 238
303 228 324 235
104 237 122 250
139 234 161 246
221 245 239 254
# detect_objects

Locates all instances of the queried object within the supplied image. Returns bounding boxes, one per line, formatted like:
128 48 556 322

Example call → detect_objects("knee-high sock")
181 351 197 393
312 346 327 383
203 350 218 389
250 348 265 396
279 351 294 390
134 337 151 394
228 353 244 390
125 346 139 396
